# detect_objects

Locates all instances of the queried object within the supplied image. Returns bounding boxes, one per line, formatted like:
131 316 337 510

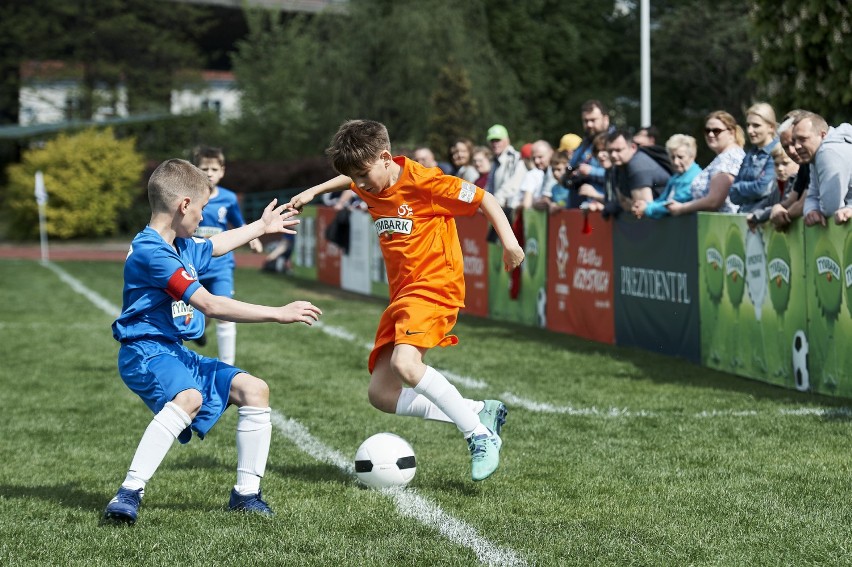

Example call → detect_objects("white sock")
413 366 487 438
217 321 236 365
122 402 192 492
235 406 272 496
395 388 484 422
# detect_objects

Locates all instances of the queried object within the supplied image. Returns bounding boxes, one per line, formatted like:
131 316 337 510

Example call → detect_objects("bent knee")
172 389 203 417
230 374 270 407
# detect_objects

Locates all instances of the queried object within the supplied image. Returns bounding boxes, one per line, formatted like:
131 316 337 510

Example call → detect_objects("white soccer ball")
792 330 809 392
354 432 416 489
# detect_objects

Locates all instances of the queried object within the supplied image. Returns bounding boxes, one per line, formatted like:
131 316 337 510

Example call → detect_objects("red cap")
520 143 533 159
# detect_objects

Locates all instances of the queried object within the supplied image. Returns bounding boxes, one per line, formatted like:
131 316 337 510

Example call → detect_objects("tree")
650 0 755 161
750 0 852 125
5 128 144 239
427 60 479 156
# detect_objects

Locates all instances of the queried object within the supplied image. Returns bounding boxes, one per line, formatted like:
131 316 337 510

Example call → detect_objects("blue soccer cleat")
103 487 143 524
478 400 508 435
468 432 503 482
229 489 274 516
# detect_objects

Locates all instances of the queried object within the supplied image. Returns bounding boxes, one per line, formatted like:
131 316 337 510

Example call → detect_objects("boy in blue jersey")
104 159 321 524
191 145 263 364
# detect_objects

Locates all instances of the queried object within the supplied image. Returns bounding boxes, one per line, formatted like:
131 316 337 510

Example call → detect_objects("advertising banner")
613 215 700 361
546 210 615 343
456 214 490 318
291 205 317 280
488 209 548 327
698 214 807 388
803 222 852 396
341 209 372 295
316 206 341 287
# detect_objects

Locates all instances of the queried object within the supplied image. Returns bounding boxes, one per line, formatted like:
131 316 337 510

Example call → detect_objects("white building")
19 61 241 126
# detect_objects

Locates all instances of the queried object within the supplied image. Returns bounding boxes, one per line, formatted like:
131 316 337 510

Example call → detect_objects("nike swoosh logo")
405 330 424 335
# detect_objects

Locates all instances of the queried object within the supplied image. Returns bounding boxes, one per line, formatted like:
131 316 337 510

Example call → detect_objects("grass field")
2 257 852 566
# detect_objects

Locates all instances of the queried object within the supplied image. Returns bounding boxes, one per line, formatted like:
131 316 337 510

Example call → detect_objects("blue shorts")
200 272 234 298
117 338 243 443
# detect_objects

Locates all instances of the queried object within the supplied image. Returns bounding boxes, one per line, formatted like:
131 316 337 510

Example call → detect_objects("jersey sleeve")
430 174 484 217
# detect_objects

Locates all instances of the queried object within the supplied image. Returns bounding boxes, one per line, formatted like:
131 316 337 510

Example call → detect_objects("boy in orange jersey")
287 120 524 481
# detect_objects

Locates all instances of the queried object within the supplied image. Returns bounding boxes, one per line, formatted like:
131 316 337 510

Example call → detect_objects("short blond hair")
665 134 697 159
148 159 210 214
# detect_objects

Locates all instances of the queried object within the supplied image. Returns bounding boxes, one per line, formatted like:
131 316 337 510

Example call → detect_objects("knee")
231 374 270 408
172 389 203 418
389 352 423 387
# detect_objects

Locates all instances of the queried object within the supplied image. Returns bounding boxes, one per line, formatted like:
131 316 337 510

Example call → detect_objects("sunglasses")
704 127 728 137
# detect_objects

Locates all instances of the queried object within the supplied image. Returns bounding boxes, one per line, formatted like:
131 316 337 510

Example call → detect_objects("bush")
4 128 144 240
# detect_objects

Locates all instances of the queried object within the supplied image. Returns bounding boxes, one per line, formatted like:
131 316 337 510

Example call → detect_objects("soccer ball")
792 330 809 392
354 432 416 489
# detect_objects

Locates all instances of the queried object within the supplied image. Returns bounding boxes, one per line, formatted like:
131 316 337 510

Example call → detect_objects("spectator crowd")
320 100 851 237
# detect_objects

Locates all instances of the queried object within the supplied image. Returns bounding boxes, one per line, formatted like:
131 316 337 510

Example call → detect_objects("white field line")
271 412 527 567
39 261 852 421
42 261 526 566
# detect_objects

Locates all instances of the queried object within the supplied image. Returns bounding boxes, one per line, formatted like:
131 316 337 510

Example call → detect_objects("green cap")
487 124 509 141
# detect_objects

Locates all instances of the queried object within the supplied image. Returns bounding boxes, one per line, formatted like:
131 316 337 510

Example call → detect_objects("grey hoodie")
804 123 852 217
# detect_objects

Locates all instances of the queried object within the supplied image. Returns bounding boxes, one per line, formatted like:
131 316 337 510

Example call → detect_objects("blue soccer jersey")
112 227 213 343
194 186 246 276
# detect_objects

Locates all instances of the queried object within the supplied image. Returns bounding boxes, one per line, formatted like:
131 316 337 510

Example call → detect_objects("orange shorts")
368 296 460 373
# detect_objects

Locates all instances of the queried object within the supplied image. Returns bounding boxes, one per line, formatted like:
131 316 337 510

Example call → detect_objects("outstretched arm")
189 286 322 325
210 199 299 257
288 175 353 210
478 192 525 271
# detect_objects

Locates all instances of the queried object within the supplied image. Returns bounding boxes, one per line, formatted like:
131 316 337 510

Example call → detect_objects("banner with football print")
613 215 700 362
456 214 490 318
545 210 615 343
316 206 342 288
803 221 852 397
488 209 548 327
697 214 807 389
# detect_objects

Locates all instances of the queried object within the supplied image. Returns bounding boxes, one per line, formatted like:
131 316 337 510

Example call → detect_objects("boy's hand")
277 300 322 325
286 189 316 212
248 238 264 253
261 199 300 235
503 244 525 272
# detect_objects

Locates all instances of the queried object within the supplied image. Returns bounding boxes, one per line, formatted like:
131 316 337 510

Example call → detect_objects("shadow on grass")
268 462 352 485
0 482 105 511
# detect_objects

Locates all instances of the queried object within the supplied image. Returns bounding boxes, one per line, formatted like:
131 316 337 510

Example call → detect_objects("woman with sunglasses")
729 102 780 213
668 111 745 216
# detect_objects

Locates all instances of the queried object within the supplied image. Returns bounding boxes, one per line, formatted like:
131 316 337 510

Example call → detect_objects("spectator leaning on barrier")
566 100 614 208
542 152 571 212
517 140 554 211
729 102 780 214
606 128 672 212
485 124 527 215
668 110 745 216
448 138 479 183
634 134 702 220
471 146 493 189
795 112 852 226
763 110 811 230
747 115 803 228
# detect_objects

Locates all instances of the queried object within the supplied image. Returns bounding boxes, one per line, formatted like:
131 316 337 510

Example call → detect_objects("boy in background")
104 159 321 524
192 145 263 365
287 120 525 481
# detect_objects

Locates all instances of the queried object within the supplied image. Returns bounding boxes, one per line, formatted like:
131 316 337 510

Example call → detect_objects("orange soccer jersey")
351 157 485 371
351 156 484 307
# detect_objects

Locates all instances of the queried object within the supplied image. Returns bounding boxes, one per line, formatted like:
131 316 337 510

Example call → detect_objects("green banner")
697 214 807 388
488 209 548 326
803 222 852 396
